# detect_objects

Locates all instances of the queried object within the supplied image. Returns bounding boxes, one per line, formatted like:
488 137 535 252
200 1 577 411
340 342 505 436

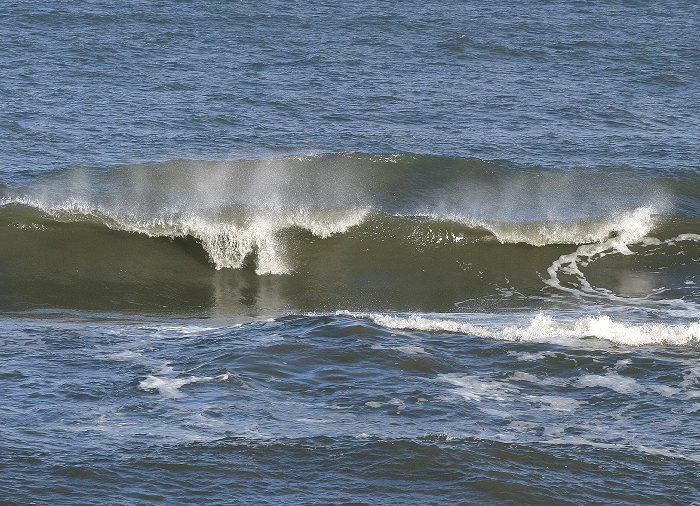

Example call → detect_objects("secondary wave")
340 311 700 347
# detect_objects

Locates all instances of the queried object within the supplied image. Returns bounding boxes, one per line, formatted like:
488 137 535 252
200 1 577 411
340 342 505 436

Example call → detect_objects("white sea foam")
341 311 700 346
532 395 580 412
576 373 681 397
576 373 644 395
438 374 517 402
364 398 405 411
543 207 656 297
438 374 580 413
426 206 658 246
139 372 230 398
672 233 700 243
106 350 142 361
543 437 700 463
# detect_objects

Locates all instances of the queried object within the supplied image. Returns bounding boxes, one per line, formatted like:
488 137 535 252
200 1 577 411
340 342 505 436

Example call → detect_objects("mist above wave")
7 154 679 218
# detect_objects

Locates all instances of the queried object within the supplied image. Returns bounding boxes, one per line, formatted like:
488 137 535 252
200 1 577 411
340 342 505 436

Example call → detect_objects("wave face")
1 154 698 314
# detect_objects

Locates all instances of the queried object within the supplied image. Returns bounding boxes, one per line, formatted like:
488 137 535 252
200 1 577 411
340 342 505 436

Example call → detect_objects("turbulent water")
1 1 699 504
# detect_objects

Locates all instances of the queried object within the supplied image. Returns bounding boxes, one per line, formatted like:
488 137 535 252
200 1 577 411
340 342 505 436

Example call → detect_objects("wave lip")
112 207 371 274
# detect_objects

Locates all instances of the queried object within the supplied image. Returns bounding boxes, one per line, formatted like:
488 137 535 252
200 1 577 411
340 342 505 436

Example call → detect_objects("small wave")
139 372 230 398
342 311 700 346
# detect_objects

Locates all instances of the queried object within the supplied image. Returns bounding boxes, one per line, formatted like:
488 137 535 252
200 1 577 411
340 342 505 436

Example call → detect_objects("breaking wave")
0 154 697 313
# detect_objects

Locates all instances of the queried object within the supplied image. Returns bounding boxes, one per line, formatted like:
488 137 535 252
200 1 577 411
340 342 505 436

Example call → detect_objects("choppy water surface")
1 1 699 504
3 315 700 504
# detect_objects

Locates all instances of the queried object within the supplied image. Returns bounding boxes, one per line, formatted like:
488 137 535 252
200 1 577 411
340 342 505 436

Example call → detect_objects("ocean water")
1 1 699 504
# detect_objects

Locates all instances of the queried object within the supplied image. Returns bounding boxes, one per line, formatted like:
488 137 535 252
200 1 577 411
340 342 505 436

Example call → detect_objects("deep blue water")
2 0 699 173
1 1 699 504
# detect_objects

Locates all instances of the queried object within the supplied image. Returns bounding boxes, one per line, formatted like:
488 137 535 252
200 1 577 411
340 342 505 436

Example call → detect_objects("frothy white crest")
422 206 659 246
340 311 700 346
3 197 369 274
